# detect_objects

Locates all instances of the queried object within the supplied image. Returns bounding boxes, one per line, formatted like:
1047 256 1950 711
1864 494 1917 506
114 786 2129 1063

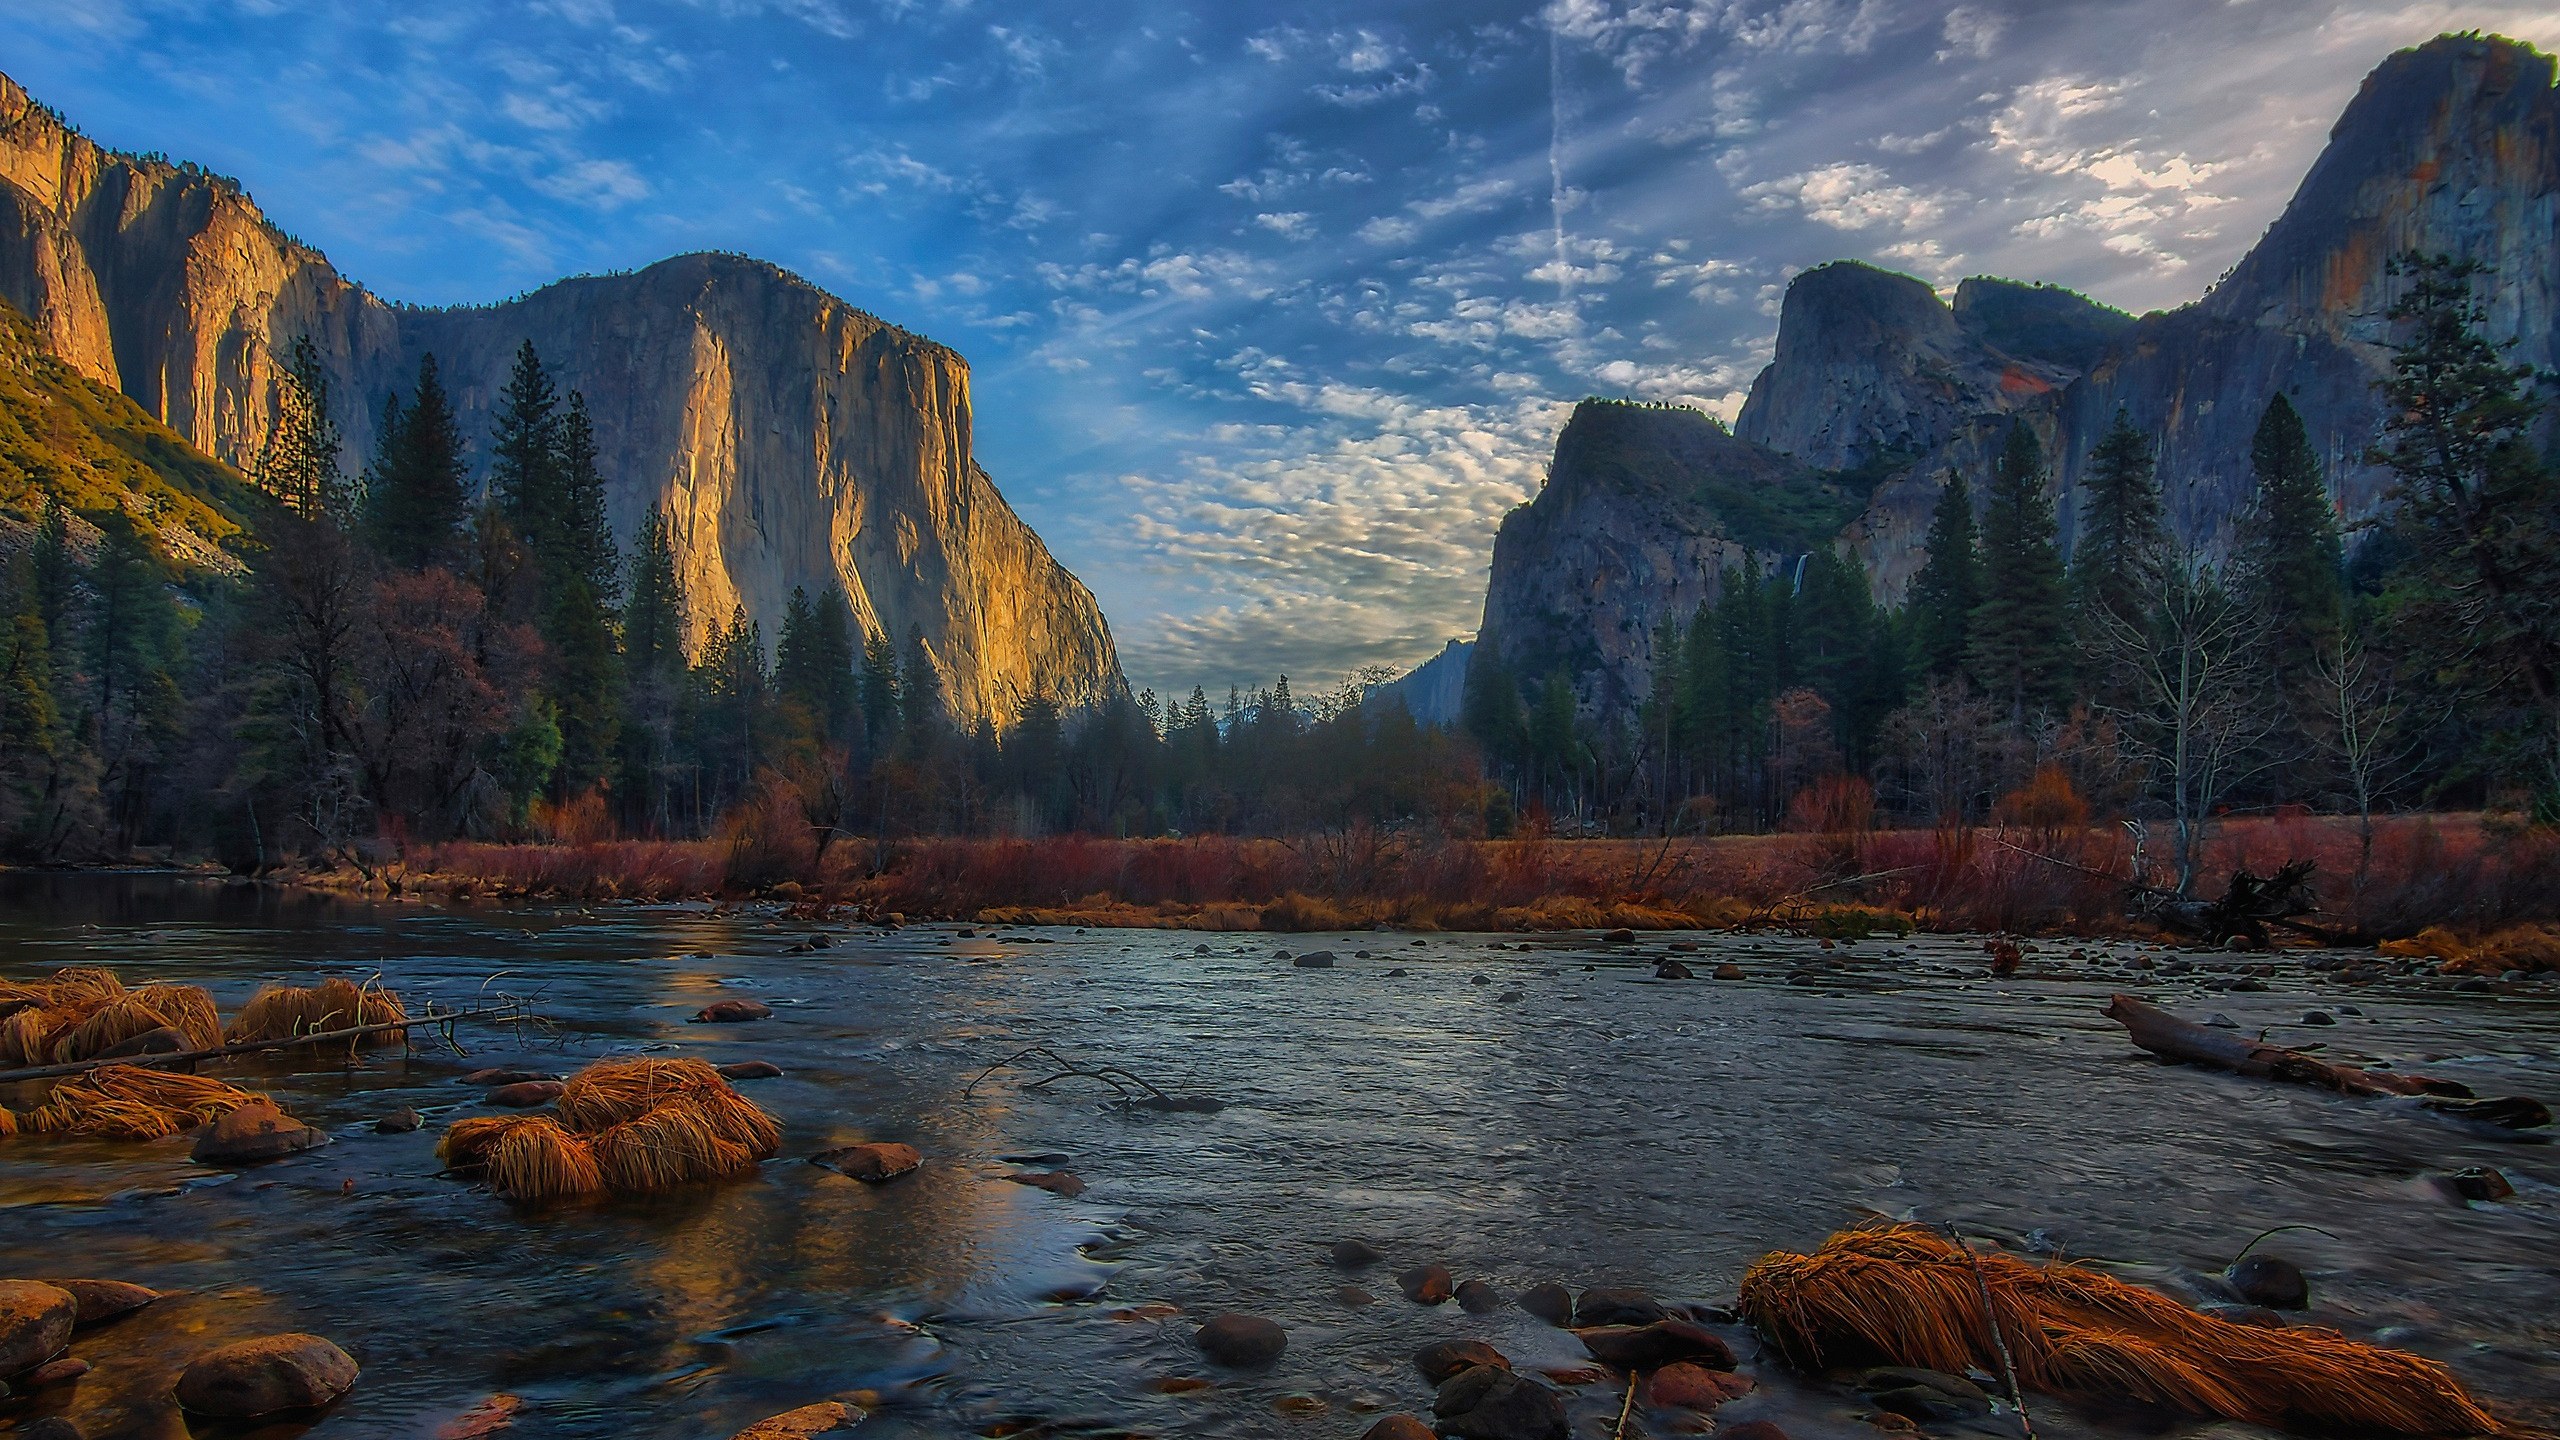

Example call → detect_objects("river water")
2 873 2556 1440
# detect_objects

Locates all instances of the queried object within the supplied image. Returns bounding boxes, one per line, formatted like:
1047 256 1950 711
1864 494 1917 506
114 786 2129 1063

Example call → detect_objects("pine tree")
360 353 467 569
254 337 347 519
490 341 562 551
1908 474 1979 678
617 507 687 832
556 391 620 607
859 625 900 750
31 498 74 640
2239 393 2344 699
776 586 858 749
2070 408 2166 628
1966 421 2073 721
898 628 942 753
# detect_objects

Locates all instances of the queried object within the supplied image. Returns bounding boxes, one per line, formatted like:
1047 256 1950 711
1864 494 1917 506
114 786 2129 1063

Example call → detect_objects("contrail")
1548 11 1571 297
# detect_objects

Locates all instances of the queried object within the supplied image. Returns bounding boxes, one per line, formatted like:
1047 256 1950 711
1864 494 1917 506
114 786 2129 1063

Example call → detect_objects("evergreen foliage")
1966 422 2074 719
2238 393 2345 700
360 354 467 569
1908 474 1978 677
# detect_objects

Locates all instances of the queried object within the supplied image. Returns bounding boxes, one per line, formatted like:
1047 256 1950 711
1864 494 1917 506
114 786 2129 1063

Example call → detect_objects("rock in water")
1648 1362 1755 1410
717 1060 785 1080
375 1108 425 1133
1399 1263 1455 1304
459 1069 556 1087
727 1401 858 1438
434 1392 527 1438
1330 1239 1384 1268
2225 1255 2309 1310
191 1099 328 1164
1857 1368 1990 1422
0 1281 74 1374
1655 959 1695 979
484 1081 565 1108
1416 1339 1510 1384
1294 952 1337 968
1195 1313 1287 1368
173 1333 358 1416
25 1356 89 1385
1714 964 1746 980
1005 1170 1087 1198
1434 1365 1568 1440
1574 1287 1667 1327
38 1279 158 1324
693 1000 774 1023
811 1143 921 1182
1362 1417 1437 1440
1718 1424 1794 1440
1455 1278 1505 1313
1576 1320 1734 1372
1518 1282 1573 1327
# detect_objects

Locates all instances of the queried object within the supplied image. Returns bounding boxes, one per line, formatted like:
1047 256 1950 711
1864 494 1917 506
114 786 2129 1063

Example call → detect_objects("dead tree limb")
2102 994 2549 1129
0 1001 542 1086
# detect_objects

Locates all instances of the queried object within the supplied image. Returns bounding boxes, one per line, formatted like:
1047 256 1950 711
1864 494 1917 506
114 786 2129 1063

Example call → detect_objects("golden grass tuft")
19 1065 265 1140
46 983 223 1062
440 1057 781 1200
0 1005 63 1067
1737 1224 2495 1437
0 1105 17 1137
136 983 224 1050
224 976 409 1045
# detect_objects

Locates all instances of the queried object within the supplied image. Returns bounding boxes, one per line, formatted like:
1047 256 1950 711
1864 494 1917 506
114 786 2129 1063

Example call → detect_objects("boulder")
0 1281 73 1374
38 1279 158 1325
692 1000 775 1023
1647 1363 1753 1410
728 1400 858 1438
374 1108 424 1134
2447 1166 2515 1202
1195 1313 1287 1368
1362 1417 1437 1440
2225 1255 2309 1310
1006 1170 1087 1198
1858 1368 1990 1422
1334 1286 1377 1306
96 1025 189 1059
1416 1339 1510 1384
1399 1263 1455 1304
1434 1364 1568 1440
1714 964 1746 980
1605 929 1637 943
811 1143 921 1182
1518 1281 1574 1327
173 1333 358 1416
1655 960 1695 980
1330 1239 1384 1268
1294 952 1338 968
1575 1287 1667 1327
190 1100 328 1165
1576 1320 1734 1372
1456 1278 1505 1314
717 1060 785 1080
484 1081 565 1108
25 1356 89 1385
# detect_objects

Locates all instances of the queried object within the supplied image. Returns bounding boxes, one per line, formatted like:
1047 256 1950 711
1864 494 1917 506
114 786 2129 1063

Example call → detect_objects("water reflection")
0 875 2555 1438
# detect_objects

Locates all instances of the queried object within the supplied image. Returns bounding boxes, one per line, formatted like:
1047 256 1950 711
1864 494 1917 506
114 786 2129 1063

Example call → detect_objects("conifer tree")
1966 421 2073 721
360 353 467 569
2070 408 2166 628
898 628 942 753
31 498 74 641
617 507 687 831
254 337 348 519
490 341 562 549
556 392 619 606
859 625 900 749
2238 393 2344 698
1908 474 1978 678
775 586 857 747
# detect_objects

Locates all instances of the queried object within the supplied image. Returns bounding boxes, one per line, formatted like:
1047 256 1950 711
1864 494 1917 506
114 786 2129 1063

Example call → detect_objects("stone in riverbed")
1195 1313 1287 1368
1714 964 1745 980
811 1143 921 1182
1006 1170 1087 1198
96 1025 189 1059
1576 1320 1734 1372
2225 1255 2309 1310
1434 1364 1568 1440
718 1060 785 1080
1656 959 1695 979
1399 1263 1455 1304
1456 1278 1504 1313
1294 952 1337 968
0 1281 72 1375
25 1356 89 1385
190 1100 329 1164
1362 1417 1436 1440
1718 1425 1793 1440
1518 1282 1573 1327
375 1108 424 1133
38 1279 158 1325
1416 1339 1509 1384
1857 1368 1990 1422
484 1082 565 1108
693 999 775 1023
173 1333 358 1416
1574 1287 1667 1327
1647 1362 1753 1410
2445 1166 2515 1202
727 1400 858 1438
458 1068 555 1087
1605 929 1636 942
1330 1239 1384 1268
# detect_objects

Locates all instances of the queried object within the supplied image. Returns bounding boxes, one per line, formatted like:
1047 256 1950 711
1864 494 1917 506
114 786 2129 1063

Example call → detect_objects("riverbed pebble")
1294 952 1337 968
1576 1319 1733 1372
1656 960 1695 979
1416 1339 1509 1384
1362 1417 1435 1440
375 1107 424 1133
173 1333 358 1416
1455 1278 1504 1313
1573 1287 1666 1327
812 1143 921 1182
1399 1263 1455 1304
1434 1364 1567 1440
484 1081 565 1108
1195 1313 1287 1367
727 1400 858 1438
1714 964 1746 980
1006 1170 1087 1198
39 1279 157 1324
1518 1282 1573 1326
2225 1255 2308 1310
1330 1239 1383 1267
1647 1362 1753 1410
25 1356 89 1385
191 1099 329 1164
717 1061 786 1080
0 1281 74 1374
693 1000 775 1023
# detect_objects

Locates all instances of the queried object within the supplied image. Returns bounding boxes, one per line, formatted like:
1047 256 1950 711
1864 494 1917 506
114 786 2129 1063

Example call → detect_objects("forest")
0 254 2553 913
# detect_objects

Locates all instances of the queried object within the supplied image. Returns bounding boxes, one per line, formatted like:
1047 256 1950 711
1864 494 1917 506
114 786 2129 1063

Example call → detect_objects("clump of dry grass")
2381 924 2560 975
438 1058 781 1201
13 1065 267 1140
45 983 223 1062
224 976 409 1046
1739 1224 2496 1436
0 966 138 1066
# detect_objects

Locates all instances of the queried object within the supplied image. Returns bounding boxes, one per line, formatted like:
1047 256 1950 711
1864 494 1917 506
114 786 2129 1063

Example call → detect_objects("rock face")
0 72 1124 725
1477 34 2557 719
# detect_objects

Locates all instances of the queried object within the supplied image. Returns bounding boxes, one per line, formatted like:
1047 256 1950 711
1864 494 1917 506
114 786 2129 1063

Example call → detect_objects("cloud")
531 156 650 206
1738 162 1951 232
1253 211 1316 240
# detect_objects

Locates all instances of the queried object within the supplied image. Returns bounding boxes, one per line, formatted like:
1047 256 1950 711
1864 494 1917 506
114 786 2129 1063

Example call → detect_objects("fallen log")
2102 994 2549 1130
0 1001 539 1087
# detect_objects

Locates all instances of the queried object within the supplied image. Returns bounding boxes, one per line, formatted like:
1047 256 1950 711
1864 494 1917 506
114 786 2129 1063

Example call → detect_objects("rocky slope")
0 73 1124 723
1481 32 2556 714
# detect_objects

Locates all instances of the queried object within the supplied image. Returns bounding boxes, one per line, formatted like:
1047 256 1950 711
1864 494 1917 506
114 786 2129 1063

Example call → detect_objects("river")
2 873 2555 1439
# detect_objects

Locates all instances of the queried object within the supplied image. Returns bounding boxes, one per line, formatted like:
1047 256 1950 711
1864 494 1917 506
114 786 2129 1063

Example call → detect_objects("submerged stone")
173 1333 358 1416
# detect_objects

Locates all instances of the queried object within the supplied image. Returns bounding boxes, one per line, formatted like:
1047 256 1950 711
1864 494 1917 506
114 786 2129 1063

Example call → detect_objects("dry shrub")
46 983 223 1063
1740 1224 2493 1436
15 1066 265 1140
225 976 408 1045
529 786 617 845
0 966 139 1066
440 1058 780 1201
589 1106 754 1192
2381 924 2560 975
1787 774 1876 835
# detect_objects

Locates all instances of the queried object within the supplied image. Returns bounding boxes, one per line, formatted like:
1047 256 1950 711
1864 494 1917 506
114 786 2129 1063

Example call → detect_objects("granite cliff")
0 73 1124 724
1478 32 2557 715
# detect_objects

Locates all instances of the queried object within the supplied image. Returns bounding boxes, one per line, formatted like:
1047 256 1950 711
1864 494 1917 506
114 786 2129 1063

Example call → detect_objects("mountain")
0 73 1124 724
1372 637 1472 726
1478 31 2557 713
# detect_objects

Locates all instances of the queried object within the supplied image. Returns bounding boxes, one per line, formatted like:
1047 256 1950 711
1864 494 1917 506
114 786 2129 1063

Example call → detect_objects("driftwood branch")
0 1001 539 1086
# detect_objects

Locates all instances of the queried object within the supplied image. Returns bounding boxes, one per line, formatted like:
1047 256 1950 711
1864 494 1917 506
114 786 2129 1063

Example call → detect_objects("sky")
3 0 2558 701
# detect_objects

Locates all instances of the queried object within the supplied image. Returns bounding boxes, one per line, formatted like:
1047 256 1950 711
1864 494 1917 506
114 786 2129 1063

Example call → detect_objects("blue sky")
4 0 2558 700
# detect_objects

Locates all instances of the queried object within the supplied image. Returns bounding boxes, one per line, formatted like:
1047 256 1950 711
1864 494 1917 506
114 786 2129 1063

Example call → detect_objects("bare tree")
1879 677 1999 828
2093 553 2288 895
2310 627 2431 915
